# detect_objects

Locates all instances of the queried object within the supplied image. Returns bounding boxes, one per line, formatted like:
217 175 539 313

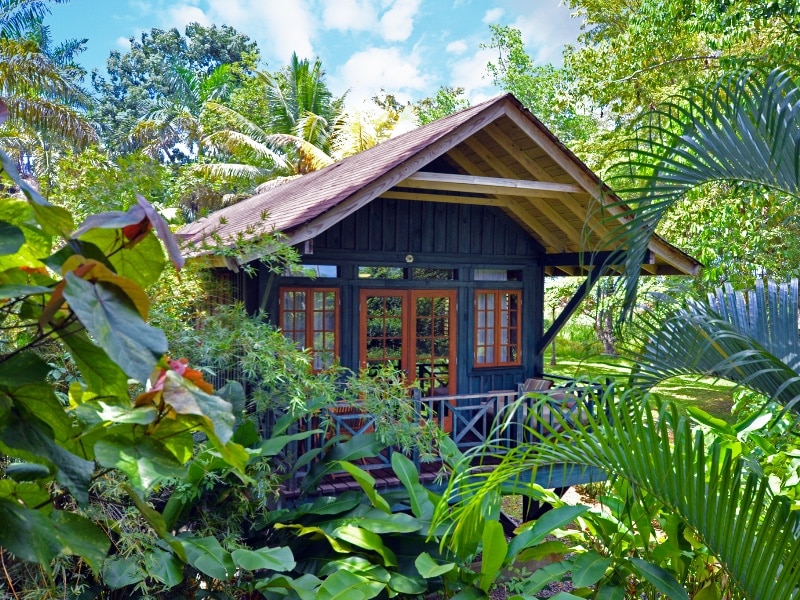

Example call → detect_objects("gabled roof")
178 93 700 276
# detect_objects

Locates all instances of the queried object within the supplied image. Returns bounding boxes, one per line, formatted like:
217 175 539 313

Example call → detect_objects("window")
284 264 337 277
280 287 339 371
474 290 521 367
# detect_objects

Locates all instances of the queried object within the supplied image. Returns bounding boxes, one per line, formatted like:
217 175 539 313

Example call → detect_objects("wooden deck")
275 379 609 507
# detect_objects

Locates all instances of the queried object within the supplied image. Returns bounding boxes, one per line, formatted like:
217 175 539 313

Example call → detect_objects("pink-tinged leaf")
136 195 185 270
72 205 146 238
161 370 235 444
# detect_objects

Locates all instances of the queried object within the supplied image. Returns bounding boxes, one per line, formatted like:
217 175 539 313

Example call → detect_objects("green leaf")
143 548 184 587
44 239 115 272
232 546 296 572
388 572 426 595
7 384 74 441
103 557 145 588
257 573 322 600
50 510 110 572
0 407 93 504
629 558 690 600
80 228 166 289
480 520 508 591
84 400 158 425
0 284 52 298
318 509 421 535
508 504 588 560
336 461 391 513
62 274 166 383
0 498 60 565
259 429 320 456
181 535 235 580
571 550 611 587
694 583 722 600
415 552 456 578
5 462 51 481
449 587 487 599
392 452 434 519
0 479 52 508
95 432 187 491
285 492 363 518
519 559 573 595
595 584 626 600
304 433 388 491
121 484 186 561
333 525 397 566
0 221 24 255
0 352 51 387
516 540 570 562
316 569 384 600
61 328 130 398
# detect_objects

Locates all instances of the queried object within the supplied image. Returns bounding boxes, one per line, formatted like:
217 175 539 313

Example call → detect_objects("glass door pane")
413 292 455 397
361 291 406 375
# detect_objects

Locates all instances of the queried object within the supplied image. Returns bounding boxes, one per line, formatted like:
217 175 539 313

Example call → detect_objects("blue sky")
48 0 583 106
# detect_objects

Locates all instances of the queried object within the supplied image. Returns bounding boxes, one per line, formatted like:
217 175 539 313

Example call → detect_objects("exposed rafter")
381 190 506 206
460 137 586 251
399 171 586 198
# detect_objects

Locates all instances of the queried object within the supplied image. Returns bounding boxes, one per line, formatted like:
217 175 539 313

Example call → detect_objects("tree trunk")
595 308 617 355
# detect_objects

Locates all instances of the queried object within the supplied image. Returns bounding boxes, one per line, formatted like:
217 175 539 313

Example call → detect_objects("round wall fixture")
405 254 414 263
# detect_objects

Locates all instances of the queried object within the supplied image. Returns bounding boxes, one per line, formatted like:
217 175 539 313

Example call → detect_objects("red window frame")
474 290 521 367
279 287 340 372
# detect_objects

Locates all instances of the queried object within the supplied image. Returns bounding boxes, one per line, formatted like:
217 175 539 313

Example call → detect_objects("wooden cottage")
178 93 700 497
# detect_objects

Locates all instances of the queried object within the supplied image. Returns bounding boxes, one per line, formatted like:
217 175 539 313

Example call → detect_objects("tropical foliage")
602 66 800 315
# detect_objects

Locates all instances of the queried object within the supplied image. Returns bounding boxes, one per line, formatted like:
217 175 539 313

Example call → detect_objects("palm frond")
3 95 95 146
268 131 333 173
0 0 57 38
203 101 270 144
628 280 800 411
200 129 290 172
437 394 800 599
192 161 269 182
600 67 800 316
0 37 88 106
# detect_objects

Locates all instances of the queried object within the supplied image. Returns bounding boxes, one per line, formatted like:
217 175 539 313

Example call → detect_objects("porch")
275 376 609 505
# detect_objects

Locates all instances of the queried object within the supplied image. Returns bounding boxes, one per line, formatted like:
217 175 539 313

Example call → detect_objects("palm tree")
601 66 800 316
331 101 418 160
192 56 344 187
265 53 344 155
0 0 62 38
437 67 800 598
0 0 96 183
128 62 233 161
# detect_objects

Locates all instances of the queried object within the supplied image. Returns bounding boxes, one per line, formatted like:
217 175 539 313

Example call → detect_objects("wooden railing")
273 378 610 494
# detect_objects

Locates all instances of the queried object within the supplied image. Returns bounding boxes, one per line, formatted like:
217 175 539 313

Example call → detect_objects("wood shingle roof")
178 93 700 276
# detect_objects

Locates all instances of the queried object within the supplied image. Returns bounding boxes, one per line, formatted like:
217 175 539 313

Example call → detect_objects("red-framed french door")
359 289 457 428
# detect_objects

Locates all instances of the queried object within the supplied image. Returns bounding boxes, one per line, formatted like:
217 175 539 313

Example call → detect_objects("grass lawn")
544 353 737 422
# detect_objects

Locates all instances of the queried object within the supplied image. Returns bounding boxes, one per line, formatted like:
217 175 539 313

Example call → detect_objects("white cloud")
203 0 318 63
164 4 211 28
115 36 132 50
333 46 433 105
378 0 422 42
321 0 377 31
498 1 583 65
445 40 468 54
482 7 504 23
447 46 500 102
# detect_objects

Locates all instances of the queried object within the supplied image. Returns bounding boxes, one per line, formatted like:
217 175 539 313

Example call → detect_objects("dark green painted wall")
245 199 547 394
